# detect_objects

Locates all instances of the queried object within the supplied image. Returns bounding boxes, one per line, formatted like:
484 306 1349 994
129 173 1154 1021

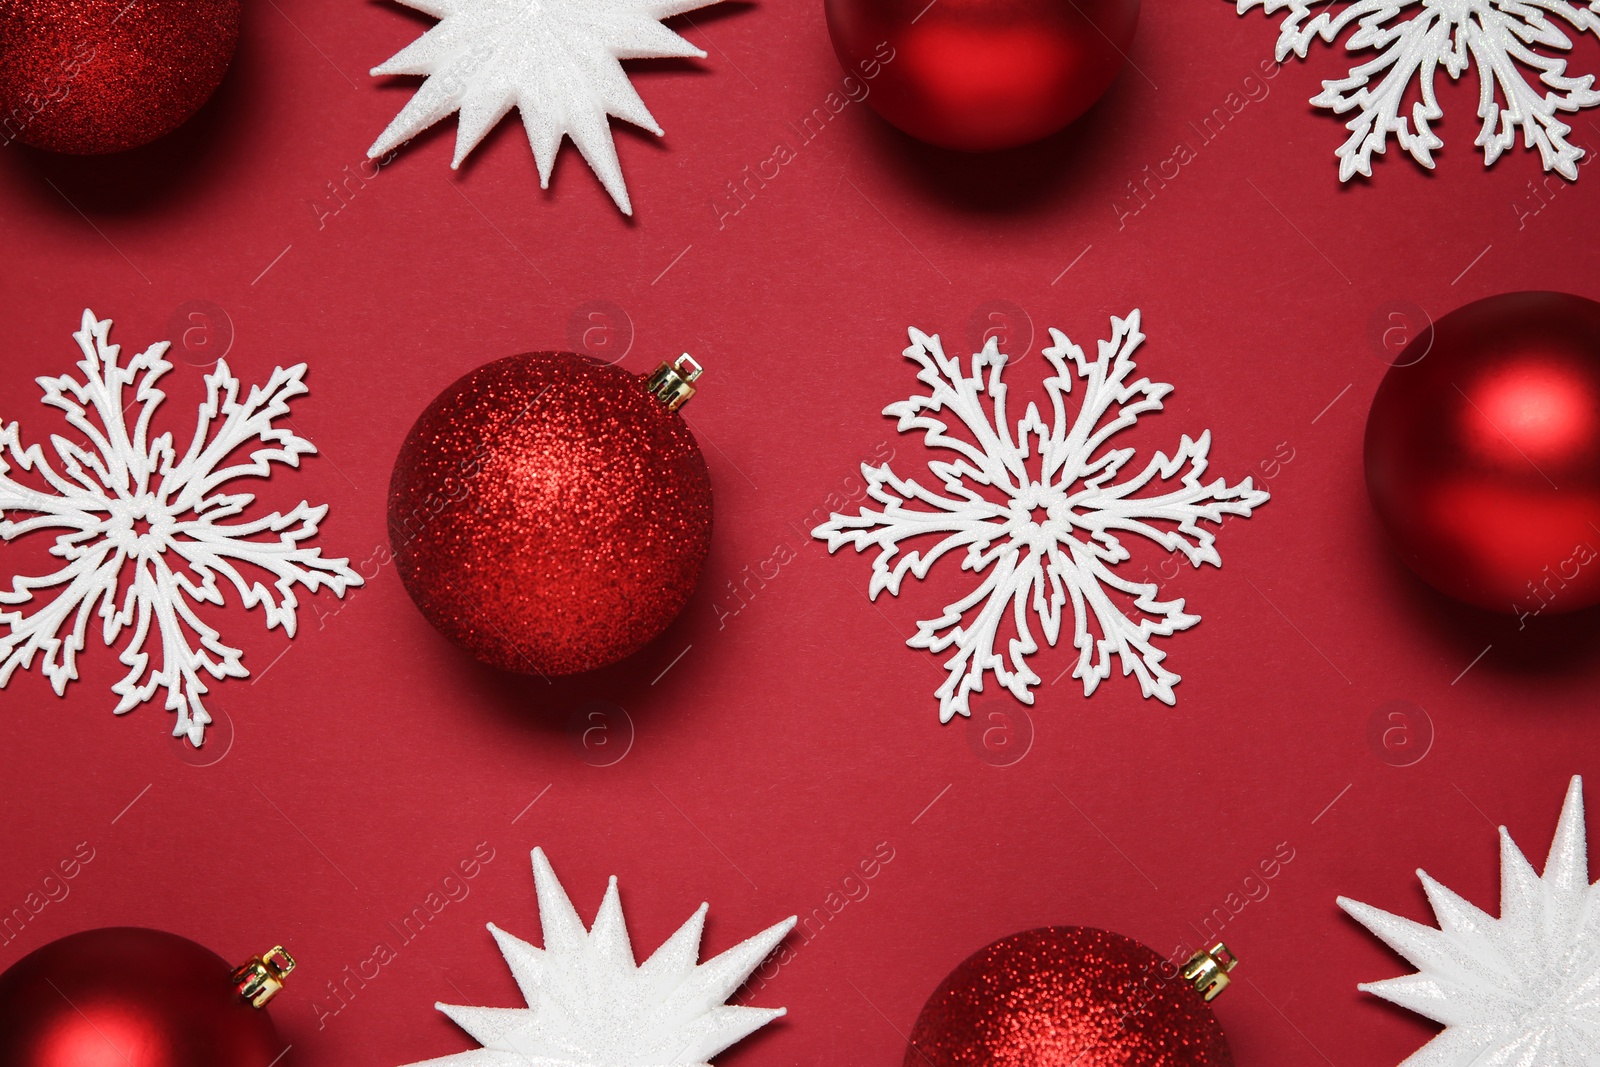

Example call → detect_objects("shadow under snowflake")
813 310 1270 722
0 310 362 745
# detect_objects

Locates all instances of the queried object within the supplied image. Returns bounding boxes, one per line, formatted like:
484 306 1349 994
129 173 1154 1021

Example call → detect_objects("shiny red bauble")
389 353 713 676
0 0 241 154
906 927 1233 1067
1365 292 1600 615
824 0 1140 151
0 928 282 1067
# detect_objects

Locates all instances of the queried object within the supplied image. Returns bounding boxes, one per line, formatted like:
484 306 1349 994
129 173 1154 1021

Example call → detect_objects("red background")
2 2 1599 1065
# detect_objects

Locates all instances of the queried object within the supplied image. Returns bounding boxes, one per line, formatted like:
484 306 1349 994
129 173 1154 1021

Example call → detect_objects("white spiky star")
401 849 796 1066
1339 776 1600 1065
368 0 725 215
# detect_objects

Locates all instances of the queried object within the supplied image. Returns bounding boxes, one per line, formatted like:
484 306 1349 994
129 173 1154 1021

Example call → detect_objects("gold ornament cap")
645 354 703 412
1181 943 1237 1002
233 945 296 1008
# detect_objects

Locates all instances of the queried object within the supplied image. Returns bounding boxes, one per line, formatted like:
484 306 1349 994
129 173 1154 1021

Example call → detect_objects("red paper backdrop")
2 2 1598 1066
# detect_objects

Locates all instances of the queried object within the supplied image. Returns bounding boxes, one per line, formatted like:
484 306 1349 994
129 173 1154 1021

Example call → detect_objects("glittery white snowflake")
1339 776 1600 1065
1233 0 1600 180
812 311 1270 723
0 311 362 745
369 0 724 215
402 848 796 1067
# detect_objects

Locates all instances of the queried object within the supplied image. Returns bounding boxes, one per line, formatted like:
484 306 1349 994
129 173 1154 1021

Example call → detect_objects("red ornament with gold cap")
905 928 1237 1067
0 928 294 1067
389 351 714 675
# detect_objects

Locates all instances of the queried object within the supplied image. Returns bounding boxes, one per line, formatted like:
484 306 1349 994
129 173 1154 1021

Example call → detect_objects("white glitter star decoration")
812 311 1270 723
1339 776 1600 1064
0 310 362 745
401 848 796 1067
368 0 725 215
1231 0 1600 181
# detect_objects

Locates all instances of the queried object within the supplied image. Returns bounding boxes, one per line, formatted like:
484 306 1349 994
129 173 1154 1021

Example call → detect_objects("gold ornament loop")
1181 943 1237 1002
645 354 703 412
233 945 297 1008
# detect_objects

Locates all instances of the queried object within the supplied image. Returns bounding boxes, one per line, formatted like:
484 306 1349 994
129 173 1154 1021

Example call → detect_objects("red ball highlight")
825 0 1140 151
1365 292 1600 614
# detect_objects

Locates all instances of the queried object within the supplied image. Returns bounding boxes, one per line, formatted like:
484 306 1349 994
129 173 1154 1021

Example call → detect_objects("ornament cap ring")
232 946 296 1008
1181 943 1237 1002
645 354 703 412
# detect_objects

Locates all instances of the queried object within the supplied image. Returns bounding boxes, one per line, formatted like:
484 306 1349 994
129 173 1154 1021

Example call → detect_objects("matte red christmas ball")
0 928 294 1067
1365 292 1600 615
824 0 1140 151
0 0 241 154
389 352 713 676
906 928 1235 1067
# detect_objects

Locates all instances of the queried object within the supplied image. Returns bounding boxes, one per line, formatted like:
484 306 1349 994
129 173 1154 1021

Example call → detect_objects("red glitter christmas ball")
0 928 287 1067
824 0 1140 151
1365 292 1600 615
0 0 242 154
389 352 713 676
906 927 1234 1067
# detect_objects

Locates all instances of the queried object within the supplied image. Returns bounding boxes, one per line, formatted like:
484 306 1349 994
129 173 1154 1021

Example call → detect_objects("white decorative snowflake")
368 0 724 216
1338 776 1600 1065
0 311 362 745
402 848 795 1067
1233 0 1600 180
812 311 1269 723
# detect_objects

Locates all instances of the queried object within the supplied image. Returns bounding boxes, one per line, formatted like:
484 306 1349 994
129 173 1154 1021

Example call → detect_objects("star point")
369 0 727 214
1341 776 1600 1063
400 849 794 1067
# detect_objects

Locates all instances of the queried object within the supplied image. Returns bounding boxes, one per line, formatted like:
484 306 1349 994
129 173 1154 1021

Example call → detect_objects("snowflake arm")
0 538 122 696
32 312 175 500
1056 540 1198 706
814 311 1268 722
0 311 361 745
1313 3 1457 180
911 550 1033 721
1231 0 1600 179
1033 315 1172 491
162 360 316 513
0 427 108 541
1232 0 1398 60
1079 432 1271 569
369 0 726 216
1465 2 1600 178
817 463 1010 601
171 501 359 638
883 330 1029 491
107 556 249 744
